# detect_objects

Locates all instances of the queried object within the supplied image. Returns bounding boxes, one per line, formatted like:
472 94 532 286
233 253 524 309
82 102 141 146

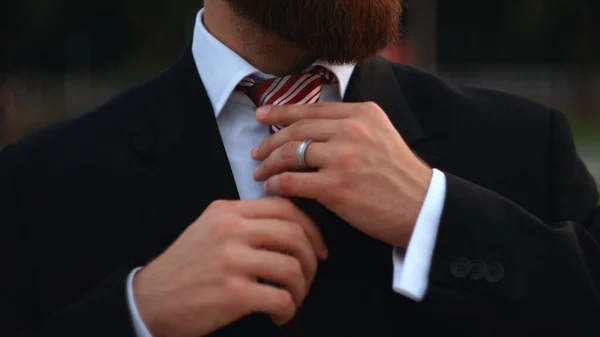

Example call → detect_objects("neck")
203 1 313 76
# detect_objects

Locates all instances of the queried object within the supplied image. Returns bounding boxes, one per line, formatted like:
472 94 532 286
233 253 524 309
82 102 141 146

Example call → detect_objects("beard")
225 0 403 64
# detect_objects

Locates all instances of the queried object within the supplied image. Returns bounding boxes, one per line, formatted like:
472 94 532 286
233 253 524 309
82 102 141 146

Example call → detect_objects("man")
1 1 599 336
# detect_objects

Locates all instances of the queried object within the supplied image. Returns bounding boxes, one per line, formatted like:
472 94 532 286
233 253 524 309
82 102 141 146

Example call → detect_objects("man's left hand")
251 102 433 249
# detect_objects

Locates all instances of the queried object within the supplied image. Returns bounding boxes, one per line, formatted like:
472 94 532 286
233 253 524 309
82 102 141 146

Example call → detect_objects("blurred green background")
1 0 599 184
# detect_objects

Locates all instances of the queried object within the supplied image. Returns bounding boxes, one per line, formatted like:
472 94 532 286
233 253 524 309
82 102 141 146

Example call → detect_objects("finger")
264 171 333 203
243 281 296 325
253 141 331 181
240 219 320 280
239 249 309 307
252 119 337 161
233 199 328 259
256 102 357 126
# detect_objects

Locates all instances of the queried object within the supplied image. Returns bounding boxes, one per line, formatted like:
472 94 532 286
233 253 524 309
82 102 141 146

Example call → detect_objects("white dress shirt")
126 8 448 337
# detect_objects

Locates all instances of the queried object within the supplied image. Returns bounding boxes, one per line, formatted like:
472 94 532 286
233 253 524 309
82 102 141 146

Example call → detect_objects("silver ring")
297 140 313 170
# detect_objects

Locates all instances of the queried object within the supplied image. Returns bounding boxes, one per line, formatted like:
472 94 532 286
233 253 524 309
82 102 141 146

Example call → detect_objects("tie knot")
235 66 336 108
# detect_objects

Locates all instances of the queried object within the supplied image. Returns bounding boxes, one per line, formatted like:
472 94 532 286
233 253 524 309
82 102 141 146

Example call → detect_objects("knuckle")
261 137 272 151
307 106 323 119
208 199 233 212
213 217 245 238
282 142 298 162
321 176 345 205
278 173 296 194
337 145 360 168
327 175 344 191
281 200 303 220
210 199 229 208
288 125 303 140
275 291 295 314
218 244 241 271
297 118 312 128
287 258 304 280
338 145 357 160
297 119 314 136
342 119 369 139
360 101 381 115
222 245 240 269
271 198 296 217
223 277 246 307
289 222 305 241
223 276 239 293
277 197 296 211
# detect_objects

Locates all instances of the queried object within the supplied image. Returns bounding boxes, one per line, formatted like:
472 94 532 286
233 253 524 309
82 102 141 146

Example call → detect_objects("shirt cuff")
392 169 447 301
126 267 154 337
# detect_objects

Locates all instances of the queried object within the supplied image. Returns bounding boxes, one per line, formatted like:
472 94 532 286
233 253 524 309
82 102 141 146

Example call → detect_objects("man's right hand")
132 198 328 337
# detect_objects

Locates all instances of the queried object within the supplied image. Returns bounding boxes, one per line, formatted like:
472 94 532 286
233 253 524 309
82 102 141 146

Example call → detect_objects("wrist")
133 269 171 337
395 166 433 249
416 164 434 196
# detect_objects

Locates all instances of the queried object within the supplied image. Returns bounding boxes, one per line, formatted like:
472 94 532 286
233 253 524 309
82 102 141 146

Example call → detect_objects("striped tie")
236 66 337 337
236 66 336 134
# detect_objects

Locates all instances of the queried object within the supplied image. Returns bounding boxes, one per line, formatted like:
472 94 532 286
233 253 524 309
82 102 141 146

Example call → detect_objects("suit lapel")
344 57 441 168
129 50 240 260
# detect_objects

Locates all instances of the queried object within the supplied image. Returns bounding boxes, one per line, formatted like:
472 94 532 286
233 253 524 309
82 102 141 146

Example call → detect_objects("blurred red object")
381 38 416 65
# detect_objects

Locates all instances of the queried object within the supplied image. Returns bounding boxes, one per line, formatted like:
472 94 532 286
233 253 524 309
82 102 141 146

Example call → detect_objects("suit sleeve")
0 146 138 337
423 109 600 335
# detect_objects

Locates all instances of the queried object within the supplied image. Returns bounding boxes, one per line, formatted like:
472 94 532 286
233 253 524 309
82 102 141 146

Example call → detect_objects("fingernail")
253 166 260 179
256 106 272 120
251 146 258 158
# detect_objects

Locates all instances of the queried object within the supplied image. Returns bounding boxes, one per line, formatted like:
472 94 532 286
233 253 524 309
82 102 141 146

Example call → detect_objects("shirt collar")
191 8 356 117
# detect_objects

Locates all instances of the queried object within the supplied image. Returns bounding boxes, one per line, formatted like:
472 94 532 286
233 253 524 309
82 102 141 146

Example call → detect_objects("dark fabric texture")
1 50 599 337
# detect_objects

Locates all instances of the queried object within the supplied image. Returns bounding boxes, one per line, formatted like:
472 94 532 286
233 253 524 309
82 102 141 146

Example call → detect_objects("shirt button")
485 262 505 283
450 258 472 279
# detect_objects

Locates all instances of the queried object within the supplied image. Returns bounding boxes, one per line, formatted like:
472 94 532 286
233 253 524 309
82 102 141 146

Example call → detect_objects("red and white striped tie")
236 66 336 134
235 66 336 337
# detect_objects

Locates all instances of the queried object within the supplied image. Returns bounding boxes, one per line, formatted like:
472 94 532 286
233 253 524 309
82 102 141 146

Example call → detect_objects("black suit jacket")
1 51 599 337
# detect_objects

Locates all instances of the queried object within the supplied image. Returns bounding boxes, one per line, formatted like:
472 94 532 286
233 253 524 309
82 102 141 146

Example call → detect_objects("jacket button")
450 258 472 279
485 262 505 283
468 260 487 280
